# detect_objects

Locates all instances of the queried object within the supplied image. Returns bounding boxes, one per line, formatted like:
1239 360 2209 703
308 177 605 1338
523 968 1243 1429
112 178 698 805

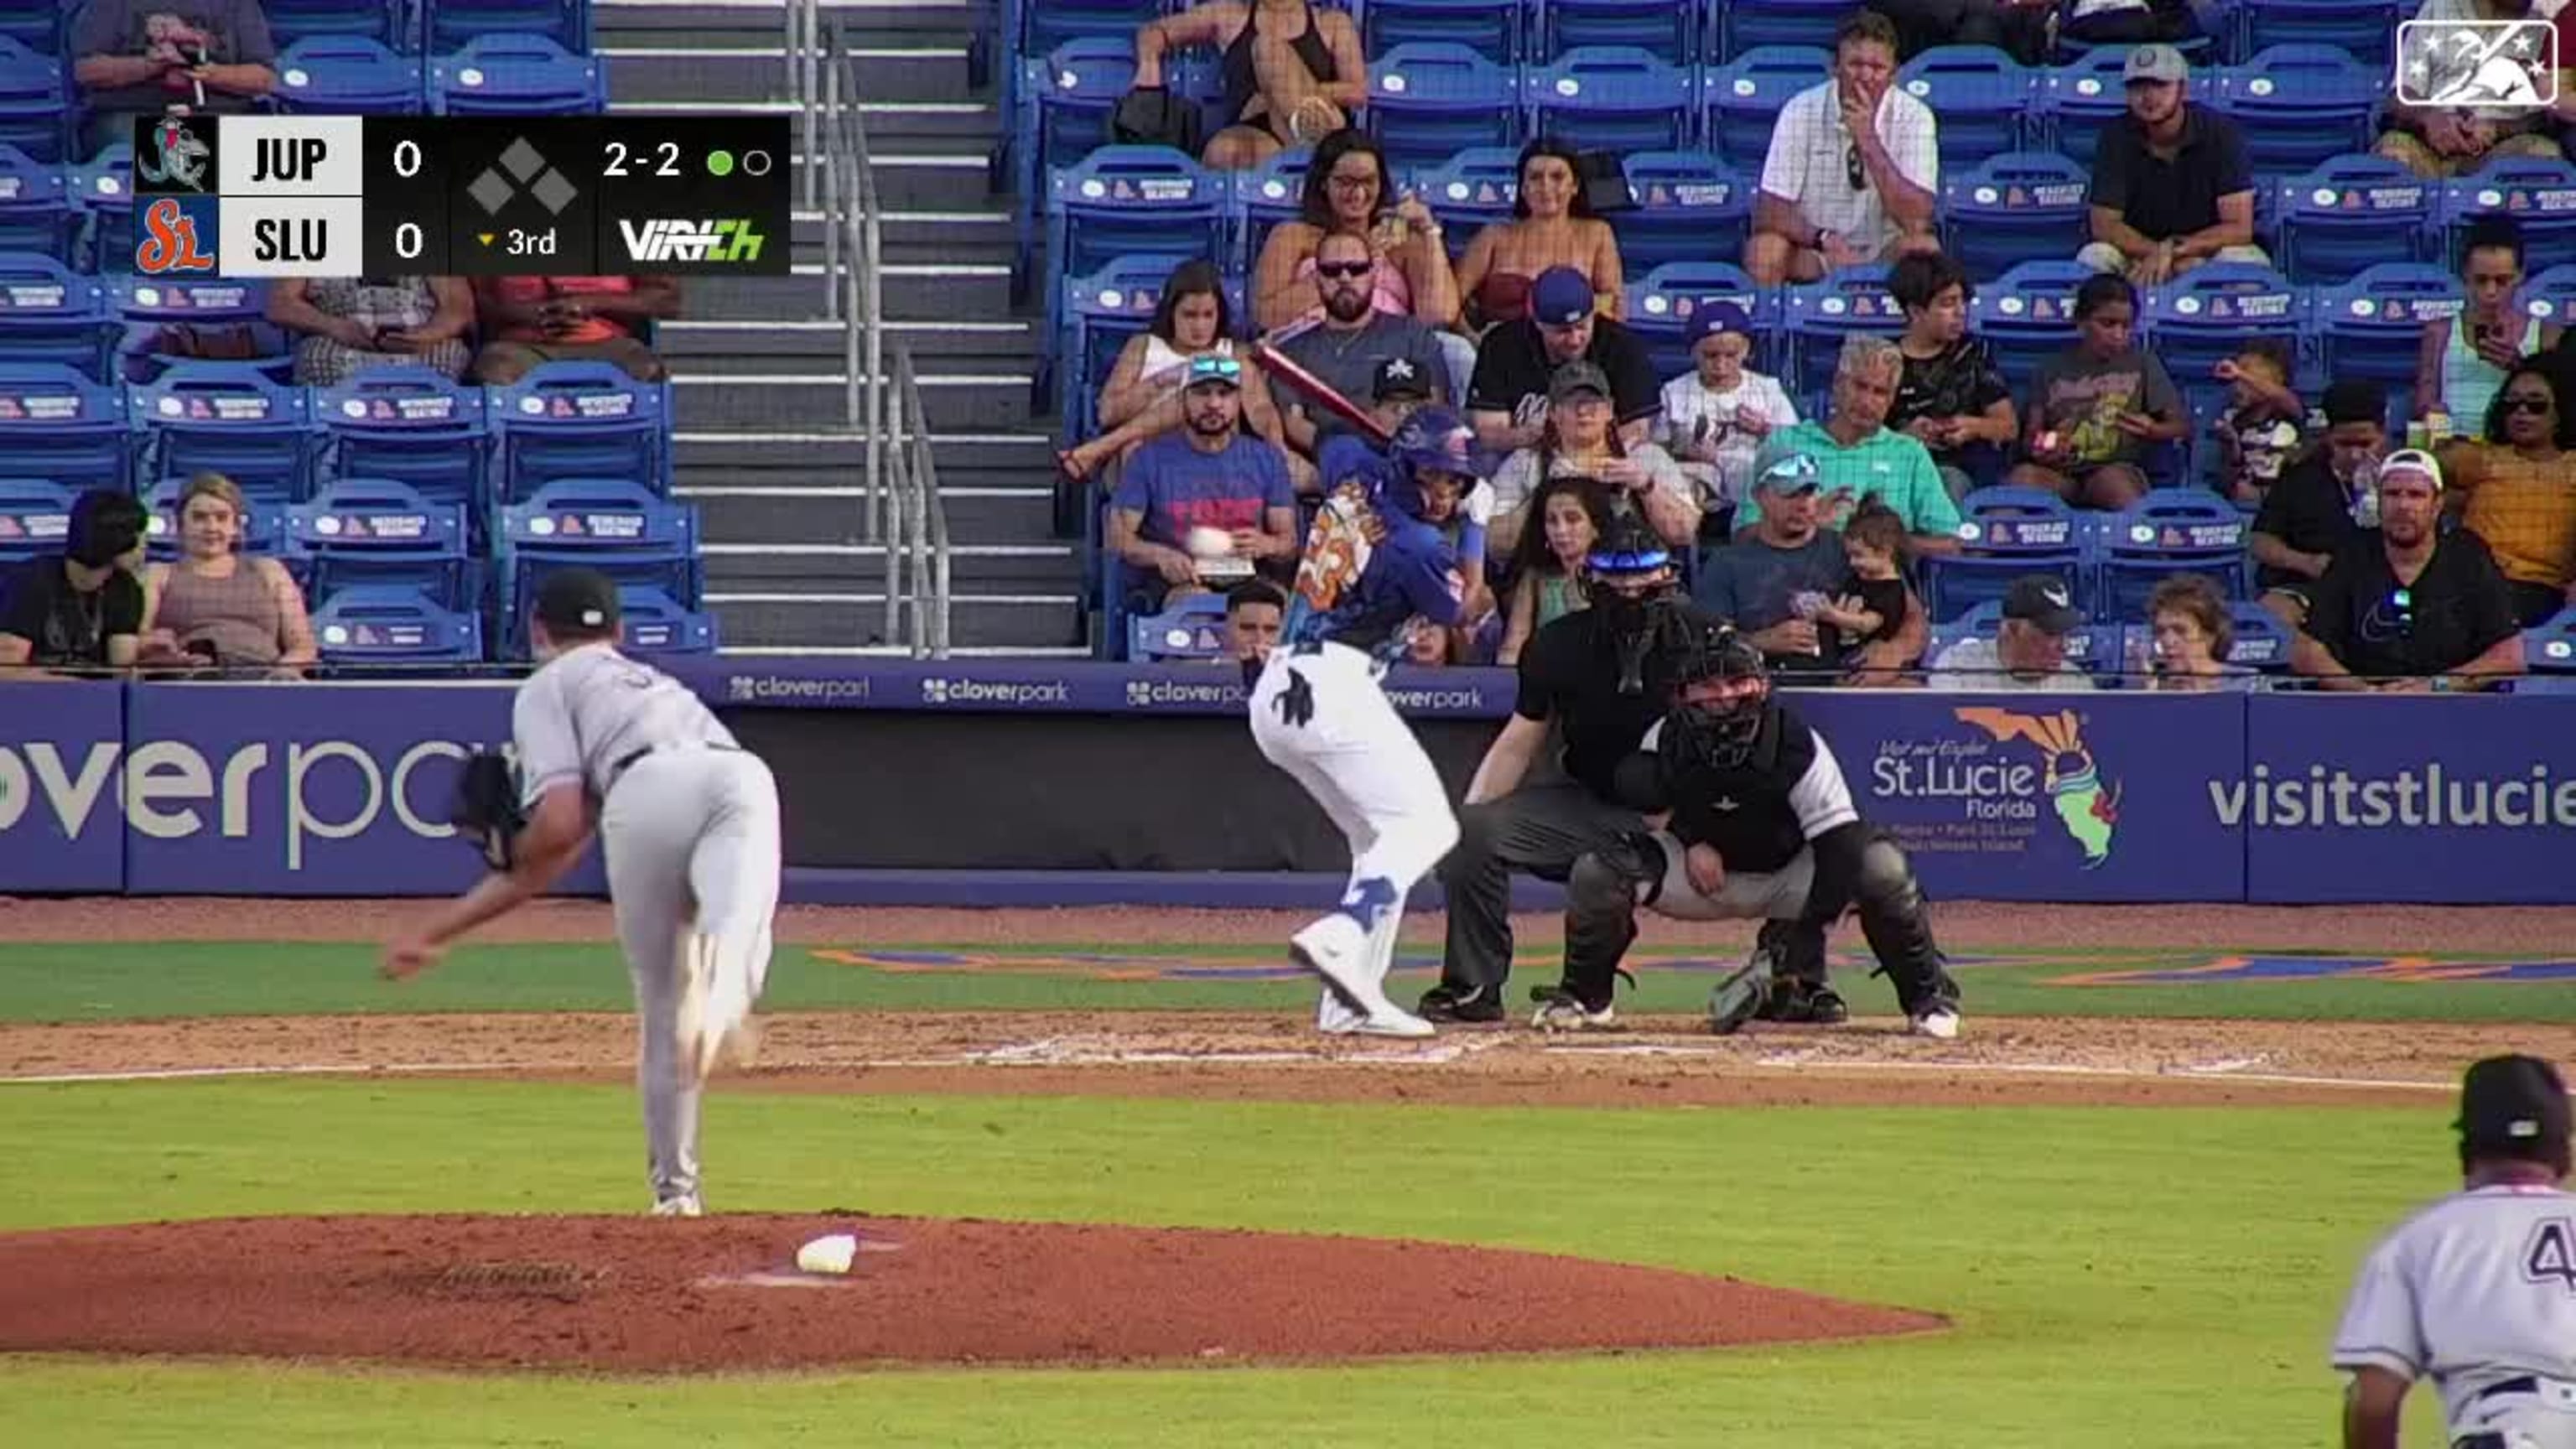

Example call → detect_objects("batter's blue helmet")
1383 406 1490 519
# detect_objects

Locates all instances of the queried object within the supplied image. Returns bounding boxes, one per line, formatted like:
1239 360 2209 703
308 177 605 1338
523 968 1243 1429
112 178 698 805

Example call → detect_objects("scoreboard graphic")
128 114 792 278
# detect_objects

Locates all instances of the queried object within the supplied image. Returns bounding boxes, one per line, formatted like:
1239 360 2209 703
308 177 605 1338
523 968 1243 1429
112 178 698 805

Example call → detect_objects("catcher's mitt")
449 750 527 872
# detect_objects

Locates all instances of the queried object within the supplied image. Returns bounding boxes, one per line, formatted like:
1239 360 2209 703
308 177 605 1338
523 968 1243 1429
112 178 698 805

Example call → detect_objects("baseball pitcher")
382 569 782 1218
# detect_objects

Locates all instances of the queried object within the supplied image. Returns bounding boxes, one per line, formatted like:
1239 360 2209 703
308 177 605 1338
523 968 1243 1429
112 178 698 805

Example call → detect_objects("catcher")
381 569 782 1218
1530 610 1964 1037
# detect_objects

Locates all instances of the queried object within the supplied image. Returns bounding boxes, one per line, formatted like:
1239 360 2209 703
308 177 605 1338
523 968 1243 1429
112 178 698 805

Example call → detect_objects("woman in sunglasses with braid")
2435 362 2576 627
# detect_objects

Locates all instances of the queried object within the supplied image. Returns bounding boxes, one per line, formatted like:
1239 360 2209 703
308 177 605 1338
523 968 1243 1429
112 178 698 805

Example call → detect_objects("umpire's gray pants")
1437 778 1642 996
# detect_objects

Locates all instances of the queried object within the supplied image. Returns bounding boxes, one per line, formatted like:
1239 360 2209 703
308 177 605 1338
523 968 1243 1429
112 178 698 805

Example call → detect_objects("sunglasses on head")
1188 357 1244 383
1315 260 1374 280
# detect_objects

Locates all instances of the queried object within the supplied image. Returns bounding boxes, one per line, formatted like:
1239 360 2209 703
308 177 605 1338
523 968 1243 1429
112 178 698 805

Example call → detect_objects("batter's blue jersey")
1282 480 1466 664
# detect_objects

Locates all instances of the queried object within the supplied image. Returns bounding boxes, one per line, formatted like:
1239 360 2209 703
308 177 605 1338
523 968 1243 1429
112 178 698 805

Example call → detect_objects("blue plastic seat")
1128 590 1233 662
2441 158 2576 273
2527 605 2576 673
1530 47 1694 155
617 584 719 656
1715 0 1846 60
2238 0 2400 70
0 364 128 491
496 480 703 657
314 371 492 530
424 0 589 52
1013 0 1166 60
1364 0 1526 64
1045 147 1228 360
1364 43 1524 174
0 36 64 164
0 475 70 561
266 0 411 48
1056 257 1182 439
1701 46 1828 171
2037 46 2137 172
1624 261 1776 377
2209 45 2380 177
311 584 486 666
1898 45 2036 178
70 145 135 275
132 362 320 508
2092 488 2251 620
1783 264 1903 401
1610 151 1752 276
287 479 474 613
1940 151 2092 280
0 144 75 262
1971 259 2094 397
1920 486 2092 625
274 37 425 114
0 253 111 381
2523 263 2576 336
1544 0 1696 62
1232 148 1317 275
2314 262 2462 393
112 277 291 386
2272 155 2436 285
2142 261 2304 387
489 360 671 505
1018 38 1139 276
0 2 60 55
1409 146 1525 251
429 34 605 116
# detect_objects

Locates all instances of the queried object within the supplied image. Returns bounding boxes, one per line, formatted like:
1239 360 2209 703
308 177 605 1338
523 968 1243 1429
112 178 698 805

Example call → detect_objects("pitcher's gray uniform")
513 638 782 1215
2332 1055 2576 1449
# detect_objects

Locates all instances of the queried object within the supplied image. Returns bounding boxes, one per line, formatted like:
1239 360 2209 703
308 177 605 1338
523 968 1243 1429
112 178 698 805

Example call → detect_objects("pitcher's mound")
0 1215 1943 1372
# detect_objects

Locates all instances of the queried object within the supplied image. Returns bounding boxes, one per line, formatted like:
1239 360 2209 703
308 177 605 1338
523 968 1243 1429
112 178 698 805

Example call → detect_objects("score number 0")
390 138 426 261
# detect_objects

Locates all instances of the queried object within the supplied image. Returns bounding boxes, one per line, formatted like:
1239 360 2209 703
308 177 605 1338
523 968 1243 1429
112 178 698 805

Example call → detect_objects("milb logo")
2397 19 2558 108
617 218 766 264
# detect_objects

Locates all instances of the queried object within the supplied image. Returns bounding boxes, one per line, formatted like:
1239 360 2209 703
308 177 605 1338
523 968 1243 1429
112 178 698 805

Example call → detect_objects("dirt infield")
0 1214 1942 1372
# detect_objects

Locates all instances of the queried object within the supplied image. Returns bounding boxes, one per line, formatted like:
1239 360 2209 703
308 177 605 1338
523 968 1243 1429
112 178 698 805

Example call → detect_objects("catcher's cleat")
1758 980 1849 1026
1419 982 1507 1025
1706 958 1770 1036
1529 986 1618 1032
650 1193 704 1218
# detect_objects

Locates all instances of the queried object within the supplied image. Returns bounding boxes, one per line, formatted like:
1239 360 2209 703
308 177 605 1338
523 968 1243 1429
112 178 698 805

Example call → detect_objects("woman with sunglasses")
2434 363 2576 627
1059 258 1296 487
1249 130 1457 334
1454 138 1625 331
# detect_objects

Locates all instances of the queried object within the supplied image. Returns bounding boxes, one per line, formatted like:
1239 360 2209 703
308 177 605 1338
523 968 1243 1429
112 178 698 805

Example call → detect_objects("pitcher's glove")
449 750 527 872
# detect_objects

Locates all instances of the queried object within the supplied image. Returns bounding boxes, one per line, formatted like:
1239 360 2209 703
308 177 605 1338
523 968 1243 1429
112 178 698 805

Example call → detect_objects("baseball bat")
1247 336 1394 446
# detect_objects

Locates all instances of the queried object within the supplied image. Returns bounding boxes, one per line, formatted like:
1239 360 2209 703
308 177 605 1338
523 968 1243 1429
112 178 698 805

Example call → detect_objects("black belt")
607 740 738 793
2473 1377 2541 1405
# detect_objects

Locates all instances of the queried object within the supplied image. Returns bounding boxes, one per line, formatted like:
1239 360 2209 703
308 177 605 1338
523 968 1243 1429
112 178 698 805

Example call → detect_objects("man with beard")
2077 44 2268 283
1275 231 1452 457
1108 354 1301 610
1419 510 1840 1026
2288 449 2525 691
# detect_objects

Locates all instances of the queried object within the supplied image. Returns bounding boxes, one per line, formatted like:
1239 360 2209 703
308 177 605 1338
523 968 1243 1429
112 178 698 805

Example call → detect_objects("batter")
382 569 782 1218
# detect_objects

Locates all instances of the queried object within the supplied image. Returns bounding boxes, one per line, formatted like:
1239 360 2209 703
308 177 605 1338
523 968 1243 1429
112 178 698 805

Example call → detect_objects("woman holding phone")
267 275 475 387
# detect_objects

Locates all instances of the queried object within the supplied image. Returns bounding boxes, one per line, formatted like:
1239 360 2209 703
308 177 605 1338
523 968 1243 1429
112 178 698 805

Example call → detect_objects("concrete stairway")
598 0 1083 655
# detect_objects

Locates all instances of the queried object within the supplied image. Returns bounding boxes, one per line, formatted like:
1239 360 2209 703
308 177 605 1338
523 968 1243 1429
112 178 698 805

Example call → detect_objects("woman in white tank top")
2417 222 2563 429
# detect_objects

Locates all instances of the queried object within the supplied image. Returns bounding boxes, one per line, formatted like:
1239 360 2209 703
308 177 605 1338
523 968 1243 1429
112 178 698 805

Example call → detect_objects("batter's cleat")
1290 918 1398 1022
716 1015 764 1071
650 1193 704 1218
1758 980 1850 1026
1348 1009 1437 1039
1706 959 1771 1036
1909 1005 1962 1041
1417 982 1506 1025
1530 988 1617 1032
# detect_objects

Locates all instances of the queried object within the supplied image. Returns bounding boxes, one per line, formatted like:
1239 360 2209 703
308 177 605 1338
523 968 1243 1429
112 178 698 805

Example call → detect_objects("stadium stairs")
600 0 1083 656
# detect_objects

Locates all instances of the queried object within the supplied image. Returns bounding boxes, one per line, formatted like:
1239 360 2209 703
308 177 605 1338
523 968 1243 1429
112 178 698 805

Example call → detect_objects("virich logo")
616 219 766 264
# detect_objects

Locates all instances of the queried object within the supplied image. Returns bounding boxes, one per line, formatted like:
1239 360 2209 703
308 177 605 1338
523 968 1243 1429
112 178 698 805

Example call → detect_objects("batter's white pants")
599 745 782 1207
1249 644 1460 1031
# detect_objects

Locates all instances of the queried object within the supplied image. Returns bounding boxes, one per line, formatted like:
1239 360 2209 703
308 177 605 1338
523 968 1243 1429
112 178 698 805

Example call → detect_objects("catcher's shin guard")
1756 917 1828 985
1850 834 1959 1017
1555 834 1659 1011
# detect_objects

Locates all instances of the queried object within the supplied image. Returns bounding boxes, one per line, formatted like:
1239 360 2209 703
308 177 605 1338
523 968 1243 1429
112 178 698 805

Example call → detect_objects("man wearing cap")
1926 574 2099 690
2253 379 2391 627
1743 8 1941 287
1274 230 1453 458
1697 454 1871 673
1467 263 1661 455
1109 353 1301 609
382 569 784 1218
1488 358 1701 556
0 488 146 678
2077 44 2267 284
1737 335 1964 554
2332 1053 2576 1449
2289 449 2526 691
1654 299 1800 528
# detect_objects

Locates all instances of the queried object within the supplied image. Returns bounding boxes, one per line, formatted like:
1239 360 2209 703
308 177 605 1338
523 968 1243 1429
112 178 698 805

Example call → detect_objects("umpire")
1420 511 1837 1026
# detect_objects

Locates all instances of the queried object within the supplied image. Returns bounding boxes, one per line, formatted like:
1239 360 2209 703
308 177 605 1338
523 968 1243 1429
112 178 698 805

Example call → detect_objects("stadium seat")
1045 148 1228 361
1543 0 1700 65
1128 590 1233 662
2036 46 2136 172
2527 605 2576 673
1897 46 2036 179
2209 45 2379 177
113 278 291 385
0 253 111 382
140 475 294 564
0 475 70 562
1366 44 1524 174
265 0 411 48
1715 0 1845 60
1971 258 2094 397
617 584 719 656
1940 151 2091 280
314 370 492 527
1625 260 1775 377
1920 485 2091 624
1012 0 1166 60
1232 148 1315 275
70 145 135 275
0 364 129 491
310 584 486 667
0 36 65 164
132 362 320 509
2314 262 2462 394
2272 155 2436 286
2441 157 2576 273
489 360 672 505
2091 488 2250 621
424 0 589 53
1017 38 1138 278
1929 597 2113 673
1610 151 1752 275
1056 256 1180 441
287 479 474 614
1783 264 1903 402
428 35 606 116
1364 0 1527 64
2524 262 2576 335
2141 262 2304 434
2237 0 2399 71
274 37 426 114
1529 48 1694 155
1410 146 1525 255
0 144 76 262
496 480 703 657
1701 45 1827 171
0 2 60 55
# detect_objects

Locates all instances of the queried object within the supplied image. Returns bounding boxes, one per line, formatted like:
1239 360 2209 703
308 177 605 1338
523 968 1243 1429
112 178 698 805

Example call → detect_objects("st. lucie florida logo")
1955 707 2122 867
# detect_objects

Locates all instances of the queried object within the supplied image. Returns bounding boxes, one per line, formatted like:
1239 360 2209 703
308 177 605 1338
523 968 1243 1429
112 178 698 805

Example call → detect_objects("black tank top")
1220 1 1337 127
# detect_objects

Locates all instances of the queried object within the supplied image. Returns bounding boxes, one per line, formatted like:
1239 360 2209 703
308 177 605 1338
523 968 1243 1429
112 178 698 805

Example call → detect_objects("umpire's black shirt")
1514 607 1675 798
1622 700 1862 874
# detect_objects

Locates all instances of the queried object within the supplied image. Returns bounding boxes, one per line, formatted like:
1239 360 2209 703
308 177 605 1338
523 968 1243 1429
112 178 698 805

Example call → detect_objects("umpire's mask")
1586 508 1680 694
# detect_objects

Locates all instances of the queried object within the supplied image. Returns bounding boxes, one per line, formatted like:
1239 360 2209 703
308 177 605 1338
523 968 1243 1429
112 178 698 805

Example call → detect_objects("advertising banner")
2243 693 2576 904
0 683 127 892
675 656 1509 720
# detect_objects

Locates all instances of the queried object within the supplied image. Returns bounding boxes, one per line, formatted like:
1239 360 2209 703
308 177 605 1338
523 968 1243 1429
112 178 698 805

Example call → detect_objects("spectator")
1744 8 1940 287
1874 0 2050 63
2009 273 2187 510
1696 452 1858 673
1274 230 1453 457
73 0 276 157
2211 338 2307 506
1488 360 1698 554
1737 335 1964 553
0 489 147 678
2418 220 2561 428
2142 572 2252 691
467 276 678 386
1456 138 1626 329
1250 130 1460 334
1108 355 1300 608
1060 259 1295 486
267 276 475 387
1886 251 2015 505
2291 449 2525 690
2059 0 2208 52
2076 45 2267 283
1467 265 1660 454
137 473 314 677
2434 363 2576 626
1495 473 1611 666
1131 0 1368 171
1652 300 1798 532
1820 497 1921 681
2376 0 2563 179
2253 379 2387 627
1223 577 1286 667
1362 353 1436 436
1405 619 1453 667
1926 574 2098 690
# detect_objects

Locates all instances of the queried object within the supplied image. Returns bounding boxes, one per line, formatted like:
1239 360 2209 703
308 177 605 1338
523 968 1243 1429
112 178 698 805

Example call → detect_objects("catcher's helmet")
1664 612 1770 769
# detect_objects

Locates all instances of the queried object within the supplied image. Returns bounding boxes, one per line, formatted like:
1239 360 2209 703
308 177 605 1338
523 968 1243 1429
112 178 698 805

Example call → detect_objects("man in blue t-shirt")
1108 355 1301 610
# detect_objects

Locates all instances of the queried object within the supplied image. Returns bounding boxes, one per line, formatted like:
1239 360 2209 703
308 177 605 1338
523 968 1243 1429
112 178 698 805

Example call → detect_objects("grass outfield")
0 1077 2456 1447
0 940 2570 1024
